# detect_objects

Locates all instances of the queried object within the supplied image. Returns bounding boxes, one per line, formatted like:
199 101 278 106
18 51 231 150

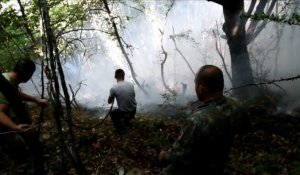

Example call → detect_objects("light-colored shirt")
109 81 137 112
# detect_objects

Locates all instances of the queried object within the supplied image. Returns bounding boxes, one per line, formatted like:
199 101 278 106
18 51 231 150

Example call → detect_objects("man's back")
110 81 136 112
192 97 247 171
165 96 248 174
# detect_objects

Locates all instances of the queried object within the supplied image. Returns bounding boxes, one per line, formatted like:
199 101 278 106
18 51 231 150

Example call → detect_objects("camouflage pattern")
161 96 249 175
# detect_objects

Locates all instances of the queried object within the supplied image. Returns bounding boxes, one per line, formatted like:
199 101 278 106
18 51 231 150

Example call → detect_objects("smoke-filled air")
23 1 300 110
1 0 300 174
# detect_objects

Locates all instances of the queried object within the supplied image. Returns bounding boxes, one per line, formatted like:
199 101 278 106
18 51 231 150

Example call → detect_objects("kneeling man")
108 69 137 133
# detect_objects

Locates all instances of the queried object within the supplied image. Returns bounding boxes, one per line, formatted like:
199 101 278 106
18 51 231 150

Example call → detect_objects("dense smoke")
23 1 300 112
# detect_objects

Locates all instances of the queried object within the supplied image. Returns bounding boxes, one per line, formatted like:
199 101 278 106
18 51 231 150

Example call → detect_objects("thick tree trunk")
223 4 254 96
209 0 255 97
209 0 279 97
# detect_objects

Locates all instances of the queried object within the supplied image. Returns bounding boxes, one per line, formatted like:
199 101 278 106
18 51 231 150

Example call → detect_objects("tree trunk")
170 30 195 76
209 0 279 97
160 32 176 95
223 3 254 96
209 0 255 97
38 0 87 174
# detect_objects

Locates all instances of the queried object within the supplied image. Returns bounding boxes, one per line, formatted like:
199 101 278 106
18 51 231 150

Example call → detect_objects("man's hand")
36 98 48 107
159 150 167 162
108 96 114 104
15 124 31 132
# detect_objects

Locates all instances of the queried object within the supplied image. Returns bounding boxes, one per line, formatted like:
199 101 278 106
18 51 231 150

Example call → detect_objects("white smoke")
58 1 224 108
22 1 300 113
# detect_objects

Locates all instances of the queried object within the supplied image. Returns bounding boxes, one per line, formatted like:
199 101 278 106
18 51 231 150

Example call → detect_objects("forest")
0 0 300 174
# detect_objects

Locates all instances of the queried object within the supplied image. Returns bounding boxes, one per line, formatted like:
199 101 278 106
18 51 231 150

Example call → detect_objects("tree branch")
212 25 233 84
225 75 300 93
102 0 148 96
170 27 195 76
17 0 36 43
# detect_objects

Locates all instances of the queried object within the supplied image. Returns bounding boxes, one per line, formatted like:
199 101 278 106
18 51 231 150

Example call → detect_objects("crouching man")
0 59 47 174
108 69 137 133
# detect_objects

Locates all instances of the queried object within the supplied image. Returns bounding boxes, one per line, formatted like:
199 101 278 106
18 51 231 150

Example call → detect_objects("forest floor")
1 96 300 175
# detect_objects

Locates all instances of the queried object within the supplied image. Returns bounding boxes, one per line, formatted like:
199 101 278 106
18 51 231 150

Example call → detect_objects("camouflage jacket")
165 96 249 174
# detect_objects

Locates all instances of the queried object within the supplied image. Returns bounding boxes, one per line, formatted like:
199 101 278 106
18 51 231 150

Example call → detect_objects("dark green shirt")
0 73 18 123
165 96 249 174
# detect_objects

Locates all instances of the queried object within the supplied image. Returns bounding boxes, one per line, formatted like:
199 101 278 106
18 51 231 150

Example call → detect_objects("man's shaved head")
115 69 125 79
195 65 224 93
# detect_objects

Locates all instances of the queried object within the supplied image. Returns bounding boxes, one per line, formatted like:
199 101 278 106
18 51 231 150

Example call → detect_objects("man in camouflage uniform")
159 65 249 174
0 59 47 174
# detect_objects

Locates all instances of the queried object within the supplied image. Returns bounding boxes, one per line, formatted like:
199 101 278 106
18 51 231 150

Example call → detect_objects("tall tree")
38 0 87 174
208 0 279 97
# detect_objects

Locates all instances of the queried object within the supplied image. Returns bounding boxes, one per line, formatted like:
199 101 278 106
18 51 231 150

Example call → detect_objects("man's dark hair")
115 69 125 78
13 59 36 82
196 65 224 93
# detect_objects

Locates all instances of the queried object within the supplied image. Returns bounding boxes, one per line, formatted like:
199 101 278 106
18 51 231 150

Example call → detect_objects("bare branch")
159 29 175 95
69 82 85 108
246 0 257 19
118 0 144 13
58 28 113 37
246 0 277 44
166 0 175 17
225 75 300 93
212 24 233 84
30 79 41 96
16 0 36 43
170 27 195 76
102 0 148 96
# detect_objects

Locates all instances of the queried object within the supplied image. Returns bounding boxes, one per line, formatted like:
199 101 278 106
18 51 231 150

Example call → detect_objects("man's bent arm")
19 91 39 102
19 91 47 107
108 96 114 104
0 104 19 130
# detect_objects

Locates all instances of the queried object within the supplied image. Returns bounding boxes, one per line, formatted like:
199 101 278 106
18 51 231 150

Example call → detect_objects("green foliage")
0 0 46 65
0 0 92 67
291 161 300 175
50 1 88 33
244 12 300 25
0 4 36 68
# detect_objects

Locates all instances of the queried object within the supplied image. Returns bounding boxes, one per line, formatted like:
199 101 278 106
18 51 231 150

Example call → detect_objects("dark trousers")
110 109 136 131
0 130 45 175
